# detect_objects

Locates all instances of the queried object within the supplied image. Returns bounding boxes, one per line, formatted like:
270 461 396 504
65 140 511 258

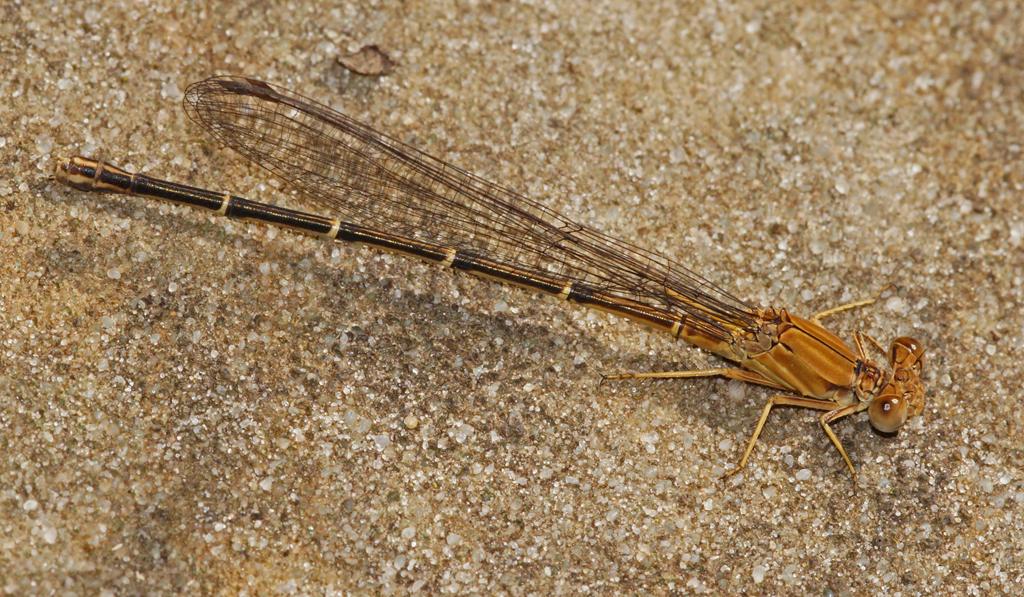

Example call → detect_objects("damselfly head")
867 337 925 433
889 336 925 376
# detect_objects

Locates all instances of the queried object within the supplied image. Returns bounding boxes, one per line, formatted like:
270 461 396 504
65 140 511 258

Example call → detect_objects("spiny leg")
811 284 894 324
812 297 878 323
725 395 836 478
601 367 787 391
852 332 868 360
855 331 887 359
820 402 869 482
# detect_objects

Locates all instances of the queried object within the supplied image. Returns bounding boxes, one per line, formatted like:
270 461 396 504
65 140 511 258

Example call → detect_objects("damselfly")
54 76 926 481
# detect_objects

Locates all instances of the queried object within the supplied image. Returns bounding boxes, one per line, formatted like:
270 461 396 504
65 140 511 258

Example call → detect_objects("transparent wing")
183 76 758 340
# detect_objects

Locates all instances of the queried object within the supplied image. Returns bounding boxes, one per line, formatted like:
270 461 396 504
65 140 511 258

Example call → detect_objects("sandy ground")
1 1 1021 594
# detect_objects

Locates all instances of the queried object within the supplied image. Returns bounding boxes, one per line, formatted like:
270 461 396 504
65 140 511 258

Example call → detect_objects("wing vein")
183 76 760 340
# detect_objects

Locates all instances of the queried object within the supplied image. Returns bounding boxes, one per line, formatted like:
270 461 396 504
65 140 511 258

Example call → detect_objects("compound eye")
869 395 909 433
891 337 924 368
